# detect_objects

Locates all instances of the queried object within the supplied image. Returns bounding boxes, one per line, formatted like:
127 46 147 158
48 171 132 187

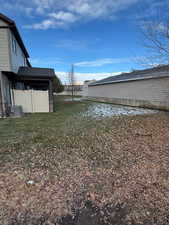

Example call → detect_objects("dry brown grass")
0 98 169 224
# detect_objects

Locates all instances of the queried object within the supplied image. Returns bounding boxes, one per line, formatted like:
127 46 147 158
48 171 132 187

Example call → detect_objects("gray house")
0 13 55 117
84 65 169 111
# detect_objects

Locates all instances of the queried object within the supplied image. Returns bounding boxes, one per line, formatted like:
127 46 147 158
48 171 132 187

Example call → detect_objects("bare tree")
140 17 169 67
68 64 76 100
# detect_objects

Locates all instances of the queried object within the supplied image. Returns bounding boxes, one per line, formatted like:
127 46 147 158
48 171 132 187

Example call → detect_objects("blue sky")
0 0 168 83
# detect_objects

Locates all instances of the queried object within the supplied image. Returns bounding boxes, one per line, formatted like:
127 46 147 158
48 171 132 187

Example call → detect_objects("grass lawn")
0 96 169 225
0 96 89 142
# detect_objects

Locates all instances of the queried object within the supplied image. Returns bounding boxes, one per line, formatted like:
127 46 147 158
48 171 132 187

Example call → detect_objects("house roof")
89 65 169 86
0 13 29 58
18 67 55 78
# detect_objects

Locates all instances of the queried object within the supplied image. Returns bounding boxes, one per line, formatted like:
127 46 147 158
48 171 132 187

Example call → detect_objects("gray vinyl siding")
9 31 26 73
0 20 11 71
0 71 11 114
1 73 11 104
0 19 7 26
0 17 27 115
0 71 4 115
87 77 169 105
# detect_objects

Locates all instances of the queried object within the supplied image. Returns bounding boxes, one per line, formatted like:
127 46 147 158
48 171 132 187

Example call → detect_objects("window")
12 36 17 54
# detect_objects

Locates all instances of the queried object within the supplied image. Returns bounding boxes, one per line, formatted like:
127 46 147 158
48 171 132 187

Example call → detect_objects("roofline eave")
89 74 169 87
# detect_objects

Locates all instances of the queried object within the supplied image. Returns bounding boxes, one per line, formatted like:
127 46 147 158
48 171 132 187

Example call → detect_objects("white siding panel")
87 77 169 104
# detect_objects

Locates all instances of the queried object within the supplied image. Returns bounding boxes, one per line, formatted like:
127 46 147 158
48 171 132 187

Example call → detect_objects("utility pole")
71 64 74 100
68 64 75 101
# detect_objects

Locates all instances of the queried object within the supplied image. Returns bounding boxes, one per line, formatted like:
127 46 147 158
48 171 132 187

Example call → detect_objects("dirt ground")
0 100 169 224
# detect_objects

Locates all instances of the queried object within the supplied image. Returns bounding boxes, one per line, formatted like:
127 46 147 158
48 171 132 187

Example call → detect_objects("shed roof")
18 67 55 78
0 13 29 58
89 65 169 86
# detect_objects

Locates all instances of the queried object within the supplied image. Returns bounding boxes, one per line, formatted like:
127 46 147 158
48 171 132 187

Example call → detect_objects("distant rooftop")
89 65 169 86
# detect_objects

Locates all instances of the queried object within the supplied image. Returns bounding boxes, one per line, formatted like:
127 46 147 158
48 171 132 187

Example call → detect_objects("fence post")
49 80 53 112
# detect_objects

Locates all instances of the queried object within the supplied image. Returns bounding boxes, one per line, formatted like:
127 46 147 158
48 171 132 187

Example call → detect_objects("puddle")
81 102 159 118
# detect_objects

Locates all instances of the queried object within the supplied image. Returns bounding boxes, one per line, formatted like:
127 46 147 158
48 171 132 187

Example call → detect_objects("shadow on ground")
58 201 128 225
8 201 130 225
7 200 169 225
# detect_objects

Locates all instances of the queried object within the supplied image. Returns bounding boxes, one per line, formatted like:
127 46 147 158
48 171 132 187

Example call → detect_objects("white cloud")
29 57 127 83
0 0 141 29
140 20 168 33
55 71 123 84
133 0 169 22
2 0 168 29
55 39 87 50
75 57 134 67
30 57 64 65
30 56 133 83
49 11 78 23
24 19 66 29
25 19 55 29
0 2 34 17
67 0 139 19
